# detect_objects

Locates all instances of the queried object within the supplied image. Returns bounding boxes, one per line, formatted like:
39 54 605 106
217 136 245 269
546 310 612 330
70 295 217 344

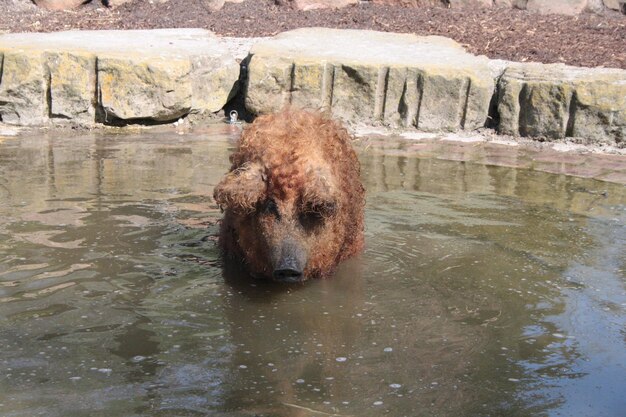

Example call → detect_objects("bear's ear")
300 166 339 217
213 162 267 213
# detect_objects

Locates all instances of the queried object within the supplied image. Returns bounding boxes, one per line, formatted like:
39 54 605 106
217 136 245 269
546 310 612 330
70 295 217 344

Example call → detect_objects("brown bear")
213 109 365 282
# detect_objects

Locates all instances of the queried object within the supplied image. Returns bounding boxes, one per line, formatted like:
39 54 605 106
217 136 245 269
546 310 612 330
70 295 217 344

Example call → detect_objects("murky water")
0 125 625 417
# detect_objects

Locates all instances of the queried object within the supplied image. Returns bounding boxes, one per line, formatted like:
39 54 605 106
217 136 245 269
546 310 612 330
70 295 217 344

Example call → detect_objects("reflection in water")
0 128 624 417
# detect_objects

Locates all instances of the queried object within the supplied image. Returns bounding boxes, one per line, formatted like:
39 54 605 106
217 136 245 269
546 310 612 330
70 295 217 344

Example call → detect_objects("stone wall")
246 31 497 132
0 29 239 126
1 28 624 146
246 28 625 146
497 63 625 145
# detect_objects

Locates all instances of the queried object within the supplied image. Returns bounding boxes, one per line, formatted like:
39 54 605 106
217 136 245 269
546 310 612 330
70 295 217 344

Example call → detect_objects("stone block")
290 60 326 109
571 80 626 144
105 0 134 7
246 28 495 132
332 64 381 122
98 56 192 122
0 50 48 125
202 0 226 11
518 82 572 138
603 0 620 10
383 67 421 127
497 63 626 145
245 57 293 114
448 0 494 7
190 53 240 115
34 0 84 10
526 0 588 15
371 0 441 5
0 29 240 126
418 70 468 131
286 0 358 10
46 51 96 124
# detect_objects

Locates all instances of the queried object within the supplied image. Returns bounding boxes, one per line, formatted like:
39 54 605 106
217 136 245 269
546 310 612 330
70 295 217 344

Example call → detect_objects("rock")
104 0 134 7
283 0 359 11
98 56 193 122
0 29 240 126
508 0 530 9
448 0 494 7
33 0 85 10
585 0 606 12
603 0 620 9
494 0 527 7
4 0 38 10
189 54 240 114
370 0 441 6
246 28 495 131
202 0 225 11
526 0 589 15
0 50 48 125
47 51 97 124
498 63 626 145
0 49 98 125
604 0 626 12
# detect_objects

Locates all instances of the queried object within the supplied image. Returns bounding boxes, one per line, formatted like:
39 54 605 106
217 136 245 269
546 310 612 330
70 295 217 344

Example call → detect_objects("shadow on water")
0 128 624 416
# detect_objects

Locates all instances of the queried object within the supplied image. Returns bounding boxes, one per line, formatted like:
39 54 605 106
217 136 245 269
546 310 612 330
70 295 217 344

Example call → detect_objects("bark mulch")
0 0 624 69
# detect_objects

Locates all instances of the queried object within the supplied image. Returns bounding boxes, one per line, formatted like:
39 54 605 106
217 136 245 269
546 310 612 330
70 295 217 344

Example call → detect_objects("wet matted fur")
214 109 365 280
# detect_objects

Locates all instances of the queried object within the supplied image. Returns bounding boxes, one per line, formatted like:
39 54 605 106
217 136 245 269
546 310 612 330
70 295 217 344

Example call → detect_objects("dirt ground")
0 0 624 69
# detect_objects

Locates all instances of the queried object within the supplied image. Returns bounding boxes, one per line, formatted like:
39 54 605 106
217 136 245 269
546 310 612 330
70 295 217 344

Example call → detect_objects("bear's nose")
272 238 307 283
273 267 304 283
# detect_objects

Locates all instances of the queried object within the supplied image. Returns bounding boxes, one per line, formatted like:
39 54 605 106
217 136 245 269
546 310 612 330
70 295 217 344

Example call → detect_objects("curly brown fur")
213 109 365 281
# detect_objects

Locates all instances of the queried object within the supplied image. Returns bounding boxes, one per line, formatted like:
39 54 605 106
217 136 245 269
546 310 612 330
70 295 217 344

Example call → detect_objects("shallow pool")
0 125 625 417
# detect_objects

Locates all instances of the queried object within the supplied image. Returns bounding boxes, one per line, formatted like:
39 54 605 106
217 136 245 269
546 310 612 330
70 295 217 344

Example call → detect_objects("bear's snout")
215 109 364 280
272 238 308 283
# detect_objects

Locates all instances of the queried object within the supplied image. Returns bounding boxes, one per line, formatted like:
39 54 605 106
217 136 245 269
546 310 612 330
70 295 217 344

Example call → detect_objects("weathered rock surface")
33 0 85 10
47 51 97 124
526 0 589 15
371 0 440 6
288 0 359 10
202 0 226 11
448 0 494 7
105 0 134 7
602 0 621 10
0 50 48 125
1 27 624 146
247 28 625 145
246 28 495 132
0 29 240 126
498 63 625 145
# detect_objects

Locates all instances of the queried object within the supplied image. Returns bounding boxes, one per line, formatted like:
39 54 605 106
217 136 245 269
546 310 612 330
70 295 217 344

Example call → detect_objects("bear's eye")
299 210 324 231
261 198 280 219
298 201 335 231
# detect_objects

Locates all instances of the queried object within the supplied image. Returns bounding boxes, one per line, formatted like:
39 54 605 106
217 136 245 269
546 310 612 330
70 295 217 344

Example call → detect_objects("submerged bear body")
214 110 365 282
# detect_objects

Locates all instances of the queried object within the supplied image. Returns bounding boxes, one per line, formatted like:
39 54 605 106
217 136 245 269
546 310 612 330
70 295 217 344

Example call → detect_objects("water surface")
0 126 625 417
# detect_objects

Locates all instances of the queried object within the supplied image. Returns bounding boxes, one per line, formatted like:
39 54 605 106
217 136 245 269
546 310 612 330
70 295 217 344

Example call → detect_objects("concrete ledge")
0 28 624 147
246 28 495 132
498 63 626 145
246 28 626 146
0 29 240 126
